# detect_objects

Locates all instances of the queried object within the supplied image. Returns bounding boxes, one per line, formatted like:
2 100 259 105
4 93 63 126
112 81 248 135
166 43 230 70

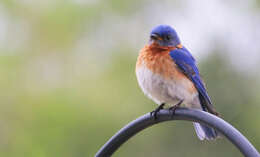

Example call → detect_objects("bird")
136 25 220 140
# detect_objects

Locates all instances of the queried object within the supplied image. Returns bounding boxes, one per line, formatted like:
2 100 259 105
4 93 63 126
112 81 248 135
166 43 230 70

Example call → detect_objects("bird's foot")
150 103 165 120
169 99 183 117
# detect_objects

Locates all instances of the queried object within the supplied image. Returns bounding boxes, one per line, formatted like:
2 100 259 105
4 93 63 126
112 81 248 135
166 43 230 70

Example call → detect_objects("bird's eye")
165 35 171 41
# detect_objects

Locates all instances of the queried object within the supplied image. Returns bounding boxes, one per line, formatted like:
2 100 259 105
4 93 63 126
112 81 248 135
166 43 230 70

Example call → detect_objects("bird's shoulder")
169 48 196 65
169 47 199 76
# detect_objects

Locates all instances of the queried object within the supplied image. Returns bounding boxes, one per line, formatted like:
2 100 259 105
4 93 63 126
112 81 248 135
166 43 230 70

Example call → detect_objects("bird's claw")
150 103 165 120
169 99 183 117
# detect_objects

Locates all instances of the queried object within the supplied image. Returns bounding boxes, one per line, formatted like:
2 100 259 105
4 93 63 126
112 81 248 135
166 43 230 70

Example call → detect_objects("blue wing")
169 47 218 115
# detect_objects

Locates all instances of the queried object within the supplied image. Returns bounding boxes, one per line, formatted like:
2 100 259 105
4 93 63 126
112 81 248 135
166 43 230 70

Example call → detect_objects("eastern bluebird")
136 25 220 140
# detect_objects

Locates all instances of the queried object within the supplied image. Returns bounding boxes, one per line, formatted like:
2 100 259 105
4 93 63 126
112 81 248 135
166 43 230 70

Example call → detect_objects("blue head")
149 25 181 47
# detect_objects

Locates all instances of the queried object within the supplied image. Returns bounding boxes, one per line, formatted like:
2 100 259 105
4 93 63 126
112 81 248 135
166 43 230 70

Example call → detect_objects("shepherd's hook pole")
95 108 260 157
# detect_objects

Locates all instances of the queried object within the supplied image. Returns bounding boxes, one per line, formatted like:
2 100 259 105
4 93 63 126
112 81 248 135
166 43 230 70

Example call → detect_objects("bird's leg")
169 99 184 116
150 103 165 120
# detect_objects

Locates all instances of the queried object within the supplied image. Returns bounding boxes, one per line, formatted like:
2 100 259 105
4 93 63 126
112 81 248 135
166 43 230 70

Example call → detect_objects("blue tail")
193 122 219 140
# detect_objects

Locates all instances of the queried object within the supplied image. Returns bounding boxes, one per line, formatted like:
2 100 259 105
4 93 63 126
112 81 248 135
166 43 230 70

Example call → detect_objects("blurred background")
0 0 260 156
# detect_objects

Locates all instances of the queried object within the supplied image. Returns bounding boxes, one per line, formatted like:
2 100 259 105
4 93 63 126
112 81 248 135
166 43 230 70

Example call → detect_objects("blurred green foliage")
0 0 259 157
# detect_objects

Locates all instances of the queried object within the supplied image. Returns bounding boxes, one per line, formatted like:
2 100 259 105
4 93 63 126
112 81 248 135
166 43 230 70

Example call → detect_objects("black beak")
150 33 162 41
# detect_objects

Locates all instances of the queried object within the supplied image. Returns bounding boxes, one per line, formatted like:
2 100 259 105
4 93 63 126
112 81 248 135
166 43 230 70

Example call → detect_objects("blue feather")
169 48 216 113
169 48 210 101
169 47 220 140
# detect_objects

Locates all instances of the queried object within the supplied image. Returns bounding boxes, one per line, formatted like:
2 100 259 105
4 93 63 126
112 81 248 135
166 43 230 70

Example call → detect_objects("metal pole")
95 108 260 157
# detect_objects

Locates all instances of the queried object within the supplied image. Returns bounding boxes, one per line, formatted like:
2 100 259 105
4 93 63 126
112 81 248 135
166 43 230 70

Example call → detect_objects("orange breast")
136 44 182 80
136 43 197 93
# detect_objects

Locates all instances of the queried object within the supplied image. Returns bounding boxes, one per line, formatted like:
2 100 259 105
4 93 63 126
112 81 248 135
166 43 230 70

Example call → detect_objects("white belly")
136 66 200 107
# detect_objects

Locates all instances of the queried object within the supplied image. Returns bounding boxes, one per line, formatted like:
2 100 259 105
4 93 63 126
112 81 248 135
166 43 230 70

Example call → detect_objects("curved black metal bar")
95 108 260 157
